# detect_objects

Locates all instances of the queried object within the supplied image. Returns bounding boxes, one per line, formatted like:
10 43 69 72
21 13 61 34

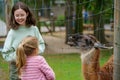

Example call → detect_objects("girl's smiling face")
14 8 28 26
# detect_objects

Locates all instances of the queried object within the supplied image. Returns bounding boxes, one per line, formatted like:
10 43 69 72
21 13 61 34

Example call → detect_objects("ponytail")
16 36 39 75
16 43 26 75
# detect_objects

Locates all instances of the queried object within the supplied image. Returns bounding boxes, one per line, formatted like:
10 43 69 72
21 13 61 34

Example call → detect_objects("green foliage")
0 1 5 21
82 0 113 23
55 15 65 26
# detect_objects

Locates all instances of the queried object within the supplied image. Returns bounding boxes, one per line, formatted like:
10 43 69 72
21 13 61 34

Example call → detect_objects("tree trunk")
4 0 12 33
75 0 83 34
93 0 106 43
65 0 73 43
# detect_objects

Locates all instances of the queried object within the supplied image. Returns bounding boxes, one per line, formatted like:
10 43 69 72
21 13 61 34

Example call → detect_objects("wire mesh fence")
0 0 114 80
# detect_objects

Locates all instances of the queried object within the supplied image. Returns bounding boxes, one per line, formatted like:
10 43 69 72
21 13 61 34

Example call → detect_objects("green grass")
0 54 9 80
0 54 9 71
100 49 113 66
0 49 113 80
43 53 83 80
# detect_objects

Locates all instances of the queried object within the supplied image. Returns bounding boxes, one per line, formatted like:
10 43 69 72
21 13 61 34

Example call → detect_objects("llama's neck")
80 48 99 64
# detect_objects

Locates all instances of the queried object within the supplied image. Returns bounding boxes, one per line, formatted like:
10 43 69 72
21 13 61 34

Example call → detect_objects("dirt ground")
43 30 113 54
43 31 81 54
0 68 8 80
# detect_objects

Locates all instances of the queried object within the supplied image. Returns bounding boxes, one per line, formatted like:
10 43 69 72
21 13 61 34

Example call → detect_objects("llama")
68 34 113 80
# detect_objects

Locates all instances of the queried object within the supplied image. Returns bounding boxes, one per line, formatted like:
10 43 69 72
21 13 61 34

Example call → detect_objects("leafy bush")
55 15 65 26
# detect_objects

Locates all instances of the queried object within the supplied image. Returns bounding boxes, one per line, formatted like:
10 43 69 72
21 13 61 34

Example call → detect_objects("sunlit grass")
0 54 9 80
43 53 83 80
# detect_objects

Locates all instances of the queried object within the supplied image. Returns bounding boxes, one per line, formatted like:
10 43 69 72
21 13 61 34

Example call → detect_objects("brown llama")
68 34 113 80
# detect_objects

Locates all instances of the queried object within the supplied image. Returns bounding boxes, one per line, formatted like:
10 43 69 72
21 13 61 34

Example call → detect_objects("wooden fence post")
4 0 12 33
113 0 120 80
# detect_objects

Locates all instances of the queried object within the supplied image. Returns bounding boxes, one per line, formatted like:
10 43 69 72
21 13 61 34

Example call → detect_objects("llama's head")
68 33 113 55
67 34 100 51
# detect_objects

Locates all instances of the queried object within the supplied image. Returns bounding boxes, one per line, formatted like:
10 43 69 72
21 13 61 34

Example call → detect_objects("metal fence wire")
0 0 115 80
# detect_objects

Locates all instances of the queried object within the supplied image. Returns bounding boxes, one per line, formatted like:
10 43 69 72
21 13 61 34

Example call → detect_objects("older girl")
2 1 45 80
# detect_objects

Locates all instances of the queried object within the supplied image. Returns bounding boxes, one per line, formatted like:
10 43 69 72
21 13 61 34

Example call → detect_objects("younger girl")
16 36 55 80
1 1 45 80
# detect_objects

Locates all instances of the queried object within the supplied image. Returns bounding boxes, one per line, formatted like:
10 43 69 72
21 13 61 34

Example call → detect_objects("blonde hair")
16 36 39 75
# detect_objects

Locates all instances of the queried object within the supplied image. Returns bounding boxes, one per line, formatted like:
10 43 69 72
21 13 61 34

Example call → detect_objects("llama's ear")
88 35 98 42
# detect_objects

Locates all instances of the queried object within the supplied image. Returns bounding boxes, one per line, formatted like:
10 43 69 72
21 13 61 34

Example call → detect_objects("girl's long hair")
16 36 39 75
9 1 36 29
16 43 26 75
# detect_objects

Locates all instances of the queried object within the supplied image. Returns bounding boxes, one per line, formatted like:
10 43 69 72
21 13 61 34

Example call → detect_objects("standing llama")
68 34 113 80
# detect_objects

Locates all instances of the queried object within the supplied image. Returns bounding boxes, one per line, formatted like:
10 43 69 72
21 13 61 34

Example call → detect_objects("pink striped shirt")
21 56 55 80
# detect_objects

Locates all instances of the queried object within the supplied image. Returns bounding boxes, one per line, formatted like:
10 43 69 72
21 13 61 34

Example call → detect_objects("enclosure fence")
0 0 115 80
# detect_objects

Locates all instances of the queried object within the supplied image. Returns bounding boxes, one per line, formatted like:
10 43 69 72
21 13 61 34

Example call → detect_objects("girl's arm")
39 56 55 80
1 30 16 61
35 26 45 54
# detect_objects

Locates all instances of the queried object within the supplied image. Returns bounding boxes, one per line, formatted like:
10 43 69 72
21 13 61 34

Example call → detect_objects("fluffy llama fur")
67 34 113 80
81 47 113 80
